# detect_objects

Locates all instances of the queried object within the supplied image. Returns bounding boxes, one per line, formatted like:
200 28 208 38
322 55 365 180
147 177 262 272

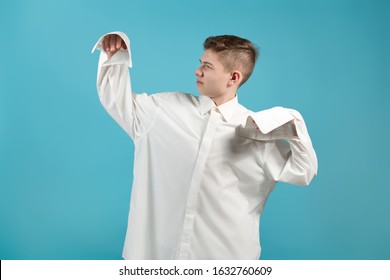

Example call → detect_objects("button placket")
176 109 219 259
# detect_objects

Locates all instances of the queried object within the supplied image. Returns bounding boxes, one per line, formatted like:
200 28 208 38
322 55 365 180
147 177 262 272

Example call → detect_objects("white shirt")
92 32 318 260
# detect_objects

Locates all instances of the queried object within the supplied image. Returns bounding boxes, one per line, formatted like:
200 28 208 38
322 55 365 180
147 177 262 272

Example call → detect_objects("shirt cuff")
91 31 132 68
236 107 299 141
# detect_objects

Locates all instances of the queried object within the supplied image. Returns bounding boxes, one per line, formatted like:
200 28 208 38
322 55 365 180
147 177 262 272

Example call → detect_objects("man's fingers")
103 35 113 52
102 34 126 57
121 40 127 50
110 35 116 52
102 36 108 52
116 36 122 50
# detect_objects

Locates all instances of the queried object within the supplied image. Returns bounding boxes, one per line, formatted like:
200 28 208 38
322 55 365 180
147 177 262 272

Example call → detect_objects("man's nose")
194 67 202 77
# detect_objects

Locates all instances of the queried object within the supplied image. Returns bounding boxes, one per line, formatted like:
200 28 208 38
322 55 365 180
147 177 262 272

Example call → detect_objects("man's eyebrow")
199 59 214 66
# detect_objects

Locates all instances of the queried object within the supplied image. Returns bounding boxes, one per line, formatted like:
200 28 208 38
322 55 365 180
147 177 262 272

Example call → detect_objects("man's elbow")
281 160 318 186
296 161 318 186
300 169 317 186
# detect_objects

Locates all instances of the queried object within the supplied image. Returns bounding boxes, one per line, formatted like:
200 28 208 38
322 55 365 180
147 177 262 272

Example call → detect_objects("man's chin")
197 89 210 97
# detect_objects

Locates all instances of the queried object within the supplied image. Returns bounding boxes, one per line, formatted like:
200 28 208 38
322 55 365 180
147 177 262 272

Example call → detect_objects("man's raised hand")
102 34 127 58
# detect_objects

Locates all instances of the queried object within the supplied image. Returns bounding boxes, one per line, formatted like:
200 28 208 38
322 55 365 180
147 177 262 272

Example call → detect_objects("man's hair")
203 35 259 87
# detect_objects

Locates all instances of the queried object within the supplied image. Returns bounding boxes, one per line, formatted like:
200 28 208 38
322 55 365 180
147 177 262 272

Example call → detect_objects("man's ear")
228 71 243 87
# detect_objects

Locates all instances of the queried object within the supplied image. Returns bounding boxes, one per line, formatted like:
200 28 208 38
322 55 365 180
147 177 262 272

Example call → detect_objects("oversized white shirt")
92 32 318 260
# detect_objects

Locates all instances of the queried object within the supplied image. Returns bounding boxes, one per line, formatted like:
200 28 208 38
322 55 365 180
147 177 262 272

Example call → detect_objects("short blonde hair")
204 35 259 86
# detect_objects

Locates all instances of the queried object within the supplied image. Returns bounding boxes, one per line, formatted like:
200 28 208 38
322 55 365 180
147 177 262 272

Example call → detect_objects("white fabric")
92 32 318 260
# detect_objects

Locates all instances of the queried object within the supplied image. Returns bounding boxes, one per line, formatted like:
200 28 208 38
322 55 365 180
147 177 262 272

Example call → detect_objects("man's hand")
102 34 127 58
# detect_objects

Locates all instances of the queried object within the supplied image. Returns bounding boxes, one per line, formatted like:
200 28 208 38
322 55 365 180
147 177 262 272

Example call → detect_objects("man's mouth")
196 80 203 85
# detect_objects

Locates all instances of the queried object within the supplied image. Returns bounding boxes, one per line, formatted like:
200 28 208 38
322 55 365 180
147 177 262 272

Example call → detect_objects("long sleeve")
236 106 318 186
91 32 160 140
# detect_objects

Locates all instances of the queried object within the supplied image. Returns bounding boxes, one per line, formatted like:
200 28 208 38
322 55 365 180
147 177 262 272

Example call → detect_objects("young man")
92 31 317 260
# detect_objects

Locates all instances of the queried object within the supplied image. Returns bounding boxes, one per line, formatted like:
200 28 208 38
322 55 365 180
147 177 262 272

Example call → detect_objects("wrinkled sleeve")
237 107 318 186
91 31 159 140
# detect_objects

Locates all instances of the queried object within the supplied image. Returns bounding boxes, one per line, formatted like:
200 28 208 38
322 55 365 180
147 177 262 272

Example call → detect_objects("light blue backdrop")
0 0 389 260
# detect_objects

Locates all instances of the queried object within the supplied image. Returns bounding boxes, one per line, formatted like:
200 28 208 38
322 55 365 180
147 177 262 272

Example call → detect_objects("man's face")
195 49 231 98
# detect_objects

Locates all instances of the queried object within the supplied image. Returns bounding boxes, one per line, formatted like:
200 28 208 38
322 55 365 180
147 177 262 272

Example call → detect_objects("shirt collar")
200 95 239 122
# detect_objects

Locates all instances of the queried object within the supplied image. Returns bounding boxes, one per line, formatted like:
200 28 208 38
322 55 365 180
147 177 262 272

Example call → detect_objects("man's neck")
210 92 237 106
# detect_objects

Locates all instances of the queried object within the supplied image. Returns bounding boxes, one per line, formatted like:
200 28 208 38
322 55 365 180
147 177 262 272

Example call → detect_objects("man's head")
195 35 259 102
204 35 259 86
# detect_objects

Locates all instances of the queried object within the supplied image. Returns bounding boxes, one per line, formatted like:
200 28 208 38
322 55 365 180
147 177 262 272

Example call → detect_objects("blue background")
0 0 389 260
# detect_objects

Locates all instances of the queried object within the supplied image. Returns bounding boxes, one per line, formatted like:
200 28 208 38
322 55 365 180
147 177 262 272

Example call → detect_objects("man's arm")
237 107 318 186
91 32 160 140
